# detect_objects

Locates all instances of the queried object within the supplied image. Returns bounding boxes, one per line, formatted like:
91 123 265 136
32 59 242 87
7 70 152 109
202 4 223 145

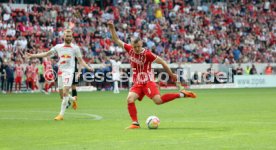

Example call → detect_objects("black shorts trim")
72 72 79 85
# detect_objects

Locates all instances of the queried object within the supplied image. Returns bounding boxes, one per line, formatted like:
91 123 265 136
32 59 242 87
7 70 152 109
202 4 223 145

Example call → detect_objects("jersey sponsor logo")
60 61 67 65
129 56 145 65
60 54 72 58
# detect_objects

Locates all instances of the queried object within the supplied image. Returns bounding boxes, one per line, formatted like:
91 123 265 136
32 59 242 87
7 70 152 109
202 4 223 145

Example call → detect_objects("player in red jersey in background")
43 57 55 93
14 60 24 93
107 21 197 129
25 62 33 91
31 60 39 91
26 61 39 92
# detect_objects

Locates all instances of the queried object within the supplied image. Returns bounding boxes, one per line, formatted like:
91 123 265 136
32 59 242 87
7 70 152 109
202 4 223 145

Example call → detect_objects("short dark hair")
131 36 141 44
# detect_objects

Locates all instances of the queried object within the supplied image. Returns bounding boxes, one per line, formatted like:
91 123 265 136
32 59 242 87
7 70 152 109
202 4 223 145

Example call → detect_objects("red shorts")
26 77 33 82
130 81 160 101
15 77 22 83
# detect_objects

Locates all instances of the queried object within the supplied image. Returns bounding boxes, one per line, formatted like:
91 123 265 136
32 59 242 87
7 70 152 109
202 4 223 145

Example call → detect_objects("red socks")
128 103 138 122
161 93 180 104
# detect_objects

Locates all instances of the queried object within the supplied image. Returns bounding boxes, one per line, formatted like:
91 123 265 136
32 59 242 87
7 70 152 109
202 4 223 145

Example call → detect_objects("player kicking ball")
25 29 93 120
107 21 197 129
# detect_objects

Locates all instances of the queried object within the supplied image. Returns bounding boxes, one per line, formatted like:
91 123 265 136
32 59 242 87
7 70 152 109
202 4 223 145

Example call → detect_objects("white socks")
68 94 76 101
59 96 69 116
114 81 119 93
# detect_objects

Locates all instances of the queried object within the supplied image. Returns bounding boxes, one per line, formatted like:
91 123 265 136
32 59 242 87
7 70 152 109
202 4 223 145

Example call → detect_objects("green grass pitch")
0 88 276 150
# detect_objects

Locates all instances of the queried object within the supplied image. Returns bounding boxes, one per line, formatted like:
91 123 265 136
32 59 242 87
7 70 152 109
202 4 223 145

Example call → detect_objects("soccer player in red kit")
14 61 24 93
31 61 39 91
25 62 33 91
107 21 197 129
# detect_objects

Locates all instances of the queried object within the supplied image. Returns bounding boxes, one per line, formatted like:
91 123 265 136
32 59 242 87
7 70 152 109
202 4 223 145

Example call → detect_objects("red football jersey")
27 65 38 80
15 65 23 77
31 66 38 80
26 65 33 78
124 43 157 84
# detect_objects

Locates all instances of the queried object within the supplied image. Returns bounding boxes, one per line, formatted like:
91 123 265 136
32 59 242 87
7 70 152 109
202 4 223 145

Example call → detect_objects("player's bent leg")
151 95 163 105
126 92 140 129
151 91 196 105
145 81 181 104
67 84 77 109
55 86 70 120
160 93 181 104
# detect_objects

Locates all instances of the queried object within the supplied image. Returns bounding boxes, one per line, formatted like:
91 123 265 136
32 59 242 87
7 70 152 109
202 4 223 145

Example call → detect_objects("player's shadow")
157 127 230 132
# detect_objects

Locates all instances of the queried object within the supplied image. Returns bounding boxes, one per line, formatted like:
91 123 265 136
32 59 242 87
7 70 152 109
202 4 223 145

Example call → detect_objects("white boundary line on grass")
0 110 103 121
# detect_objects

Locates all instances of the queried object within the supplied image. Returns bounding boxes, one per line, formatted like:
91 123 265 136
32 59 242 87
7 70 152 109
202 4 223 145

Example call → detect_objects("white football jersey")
110 59 121 73
50 43 82 73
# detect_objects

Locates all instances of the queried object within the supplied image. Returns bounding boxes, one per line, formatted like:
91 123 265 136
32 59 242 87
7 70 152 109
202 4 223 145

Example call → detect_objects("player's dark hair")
132 37 141 44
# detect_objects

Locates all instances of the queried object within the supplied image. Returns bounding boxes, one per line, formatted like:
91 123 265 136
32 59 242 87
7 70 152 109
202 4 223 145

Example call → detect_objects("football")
146 116 160 129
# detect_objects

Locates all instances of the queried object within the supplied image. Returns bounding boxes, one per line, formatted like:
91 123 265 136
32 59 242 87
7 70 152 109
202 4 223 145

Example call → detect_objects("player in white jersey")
109 56 121 94
25 29 93 120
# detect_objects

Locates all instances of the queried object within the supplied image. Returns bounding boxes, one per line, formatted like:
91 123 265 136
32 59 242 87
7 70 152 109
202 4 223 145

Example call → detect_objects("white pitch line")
0 110 103 121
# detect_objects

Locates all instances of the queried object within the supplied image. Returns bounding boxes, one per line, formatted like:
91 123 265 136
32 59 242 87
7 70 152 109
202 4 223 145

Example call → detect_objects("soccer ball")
146 116 160 129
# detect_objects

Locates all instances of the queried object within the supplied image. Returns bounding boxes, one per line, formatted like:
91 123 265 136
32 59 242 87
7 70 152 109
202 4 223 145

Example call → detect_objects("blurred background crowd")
0 0 275 93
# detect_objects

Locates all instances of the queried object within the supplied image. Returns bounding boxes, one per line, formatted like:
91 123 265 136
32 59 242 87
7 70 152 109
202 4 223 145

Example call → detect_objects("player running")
25 29 93 120
31 60 39 91
59 58 82 109
108 21 197 129
25 62 33 91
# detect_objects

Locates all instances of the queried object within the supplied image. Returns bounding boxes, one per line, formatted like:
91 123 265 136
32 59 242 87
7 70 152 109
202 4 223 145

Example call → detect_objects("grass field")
0 88 276 150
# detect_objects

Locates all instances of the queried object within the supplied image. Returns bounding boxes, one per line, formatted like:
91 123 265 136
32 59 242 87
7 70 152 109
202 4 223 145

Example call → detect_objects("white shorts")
112 73 120 81
58 71 74 89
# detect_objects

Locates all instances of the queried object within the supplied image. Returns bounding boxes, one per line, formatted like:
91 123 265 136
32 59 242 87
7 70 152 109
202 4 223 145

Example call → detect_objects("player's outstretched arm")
76 57 93 72
25 51 52 59
154 56 177 81
107 21 124 48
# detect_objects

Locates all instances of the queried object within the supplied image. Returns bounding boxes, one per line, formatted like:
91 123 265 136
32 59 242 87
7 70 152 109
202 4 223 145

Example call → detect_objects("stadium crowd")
0 0 275 93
